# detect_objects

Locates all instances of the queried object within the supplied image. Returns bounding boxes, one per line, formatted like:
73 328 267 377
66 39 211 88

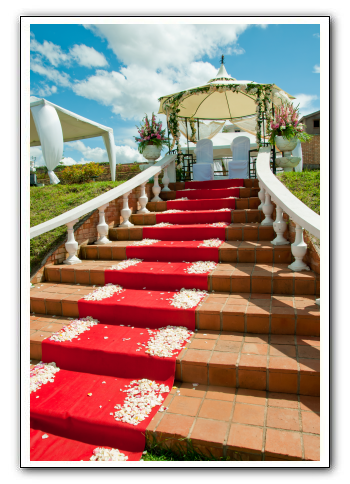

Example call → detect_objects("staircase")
30 178 320 462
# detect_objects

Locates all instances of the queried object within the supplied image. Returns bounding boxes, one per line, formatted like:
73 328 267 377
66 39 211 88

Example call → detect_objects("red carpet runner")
30 179 242 462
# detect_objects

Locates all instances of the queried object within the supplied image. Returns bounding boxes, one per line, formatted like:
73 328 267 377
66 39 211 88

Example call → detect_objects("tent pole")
197 119 200 141
186 119 189 156
272 104 276 174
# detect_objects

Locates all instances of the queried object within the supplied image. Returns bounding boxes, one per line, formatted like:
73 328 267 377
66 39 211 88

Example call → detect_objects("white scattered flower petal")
144 326 193 358
110 259 143 271
130 239 160 246
153 222 174 227
169 288 207 309
49 316 99 342
83 284 124 302
90 448 128 461
198 239 224 248
210 222 228 227
185 261 217 274
30 362 60 394
42 434 49 439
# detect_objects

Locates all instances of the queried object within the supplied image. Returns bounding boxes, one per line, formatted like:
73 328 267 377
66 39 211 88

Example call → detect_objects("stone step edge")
168 179 259 191
160 187 259 201
43 262 319 296
147 197 261 211
146 382 319 461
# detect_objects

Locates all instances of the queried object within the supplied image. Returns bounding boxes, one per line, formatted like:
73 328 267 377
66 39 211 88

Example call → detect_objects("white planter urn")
275 136 300 172
142 144 162 163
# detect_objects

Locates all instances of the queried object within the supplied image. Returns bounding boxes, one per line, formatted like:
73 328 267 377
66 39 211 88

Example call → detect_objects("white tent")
30 97 117 183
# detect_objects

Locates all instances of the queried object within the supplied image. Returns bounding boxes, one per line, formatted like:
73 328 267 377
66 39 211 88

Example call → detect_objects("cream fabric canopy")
30 97 117 183
158 64 295 120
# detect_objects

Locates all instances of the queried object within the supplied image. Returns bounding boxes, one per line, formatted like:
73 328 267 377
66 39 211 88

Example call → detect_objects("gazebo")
30 97 117 183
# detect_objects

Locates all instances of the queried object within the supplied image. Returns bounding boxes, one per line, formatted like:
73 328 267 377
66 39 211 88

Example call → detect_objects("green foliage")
60 162 105 184
30 180 126 273
277 171 320 214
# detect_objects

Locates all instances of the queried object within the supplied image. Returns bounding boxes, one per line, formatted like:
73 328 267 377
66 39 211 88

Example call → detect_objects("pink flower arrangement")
134 113 168 154
269 101 312 145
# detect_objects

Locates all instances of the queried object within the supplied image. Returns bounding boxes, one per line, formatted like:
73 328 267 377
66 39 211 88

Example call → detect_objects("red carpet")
77 288 198 330
176 187 240 200
105 261 210 291
31 369 173 458
156 210 231 225
126 240 221 262
167 197 236 211
185 179 243 189
42 323 188 382
30 429 142 462
143 224 227 241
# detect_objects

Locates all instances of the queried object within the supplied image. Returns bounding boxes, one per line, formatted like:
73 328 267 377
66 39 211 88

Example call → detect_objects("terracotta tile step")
146 197 261 212
130 209 265 226
30 286 320 336
79 240 293 264
159 187 260 201
168 179 260 191
43 261 319 296
146 383 320 460
109 223 275 242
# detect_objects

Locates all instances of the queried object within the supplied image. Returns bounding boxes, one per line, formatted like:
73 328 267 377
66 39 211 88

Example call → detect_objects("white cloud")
313 64 320 74
291 93 319 116
68 44 108 68
30 38 70 67
60 157 78 166
33 84 57 97
66 139 144 164
313 33 320 38
30 57 72 87
86 24 249 71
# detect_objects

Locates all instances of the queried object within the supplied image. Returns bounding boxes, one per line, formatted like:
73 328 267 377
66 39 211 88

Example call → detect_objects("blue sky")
30 22 320 166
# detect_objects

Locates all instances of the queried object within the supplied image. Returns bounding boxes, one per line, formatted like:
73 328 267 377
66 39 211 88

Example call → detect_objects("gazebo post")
272 104 276 174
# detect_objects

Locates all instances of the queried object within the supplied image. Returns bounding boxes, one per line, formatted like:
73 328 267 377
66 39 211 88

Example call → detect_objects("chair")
193 139 214 181
228 136 250 179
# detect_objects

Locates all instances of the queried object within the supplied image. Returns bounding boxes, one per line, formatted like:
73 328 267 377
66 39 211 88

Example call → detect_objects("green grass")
277 171 320 214
30 180 126 274
142 436 235 462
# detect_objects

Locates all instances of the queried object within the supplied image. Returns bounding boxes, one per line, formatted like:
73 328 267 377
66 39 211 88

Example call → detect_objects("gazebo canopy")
30 97 116 183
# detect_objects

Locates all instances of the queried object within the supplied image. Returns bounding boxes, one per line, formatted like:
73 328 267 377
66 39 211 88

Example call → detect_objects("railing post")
95 204 110 245
261 191 274 225
63 219 81 265
288 223 310 271
258 182 265 211
271 205 289 245
137 182 149 214
151 174 162 202
120 191 134 227
161 165 171 192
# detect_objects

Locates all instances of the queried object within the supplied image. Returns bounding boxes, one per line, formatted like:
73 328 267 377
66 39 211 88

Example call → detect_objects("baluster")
161 165 171 192
120 191 134 227
288 223 310 271
261 191 274 225
271 205 289 245
63 219 81 264
95 203 110 245
137 182 149 214
258 182 265 211
315 298 320 306
151 174 162 202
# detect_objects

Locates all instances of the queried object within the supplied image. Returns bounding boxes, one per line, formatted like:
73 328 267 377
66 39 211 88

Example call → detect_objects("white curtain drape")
102 131 116 181
179 120 225 142
30 103 63 184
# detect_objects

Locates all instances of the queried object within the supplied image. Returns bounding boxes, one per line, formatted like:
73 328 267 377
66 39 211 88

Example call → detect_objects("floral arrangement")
268 101 312 145
134 113 168 154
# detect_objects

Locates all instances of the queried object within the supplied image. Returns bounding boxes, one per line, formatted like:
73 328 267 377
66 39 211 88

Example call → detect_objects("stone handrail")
30 153 177 264
256 147 320 273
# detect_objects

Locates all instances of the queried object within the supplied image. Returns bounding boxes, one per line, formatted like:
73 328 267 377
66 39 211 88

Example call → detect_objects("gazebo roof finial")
221 54 224 65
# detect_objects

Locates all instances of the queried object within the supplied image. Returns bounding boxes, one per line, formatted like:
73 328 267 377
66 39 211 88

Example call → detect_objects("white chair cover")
193 163 214 181
195 139 214 164
228 136 250 179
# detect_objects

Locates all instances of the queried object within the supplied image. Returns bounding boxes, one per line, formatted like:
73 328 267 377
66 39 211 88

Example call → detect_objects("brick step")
147 383 320 461
109 223 276 242
79 241 292 264
44 261 319 296
147 197 261 212
30 314 319 397
131 209 265 226
30 285 319 336
168 179 260 191
160 187 260 201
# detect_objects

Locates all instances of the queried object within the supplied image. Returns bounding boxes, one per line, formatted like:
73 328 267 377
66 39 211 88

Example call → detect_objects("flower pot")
275 156 301 172
142 144 162 162
275 136 298 155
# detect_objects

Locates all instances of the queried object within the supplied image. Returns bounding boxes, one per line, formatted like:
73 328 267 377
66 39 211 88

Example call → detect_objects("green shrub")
60 162 105 184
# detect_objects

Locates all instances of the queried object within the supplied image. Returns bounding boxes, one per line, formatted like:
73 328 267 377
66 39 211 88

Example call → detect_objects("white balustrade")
261 191 274 226
151 174 162 202
137 182 149 214
315 298 320 306
95 203 110 245
120 191 134 227
258 183 265 211
63 219 81 265
288 223 310 271
161 165 171 192
271 205 289 245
